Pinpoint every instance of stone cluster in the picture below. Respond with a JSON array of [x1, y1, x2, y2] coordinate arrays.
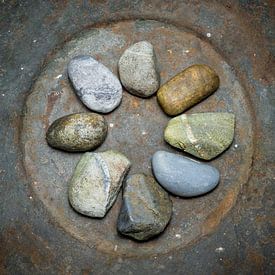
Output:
[[45, 41, 235, 241]]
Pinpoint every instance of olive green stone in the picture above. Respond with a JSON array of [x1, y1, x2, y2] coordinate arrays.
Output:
[[46, 112, 107, 152], [157, 64, 219, 116], [164, 112, 235, 160], [117, 173, 172, 241]]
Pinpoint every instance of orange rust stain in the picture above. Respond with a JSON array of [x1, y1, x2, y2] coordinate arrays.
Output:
[[59, 79, 68, 89], [10, 112, 21, 145], [0, 225, 54, 271], [246, 248, 265, 274], [160, 71, 166, 78], [43, 1, 69, 25], [255, 216, 266, 224], [93, 53, 103, 61], [45, 91, 61, 128], [212, 98, 226, 110], [82, 269, 92, 275], [48, 92, 61, 111], [64, 91, 80, 112], [0, 245, 8, 274], [222, 257, 234, 268], [110, 21, 132, 39], [201, 188, 237, 235], [255, 215, 275, 229], [130, 98, 140, 109]]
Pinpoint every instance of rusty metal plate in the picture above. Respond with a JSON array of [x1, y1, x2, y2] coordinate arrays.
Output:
[[22, 20, 253, 257], [1, 1, 274, 273]]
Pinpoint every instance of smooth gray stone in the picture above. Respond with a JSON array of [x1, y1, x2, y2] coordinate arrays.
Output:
[[117, 174, 172, 241], [118, 41, 159, 98], [152, 151, 220, 197], [68, 55, 122, 113]]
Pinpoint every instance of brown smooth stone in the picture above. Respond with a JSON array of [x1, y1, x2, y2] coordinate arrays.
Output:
[[157, 64, 219, 116]]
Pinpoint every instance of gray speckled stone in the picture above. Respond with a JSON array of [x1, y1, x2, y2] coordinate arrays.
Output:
[[68, 55, 122, 113], [152, 151, 220, 197], [117, 174, 172, 241], [118, 41, 159, 97], [68, 150, 131, 218]]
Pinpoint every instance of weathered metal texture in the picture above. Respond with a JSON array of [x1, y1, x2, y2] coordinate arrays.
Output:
[[21, 20, 253, 257], [0, 1, 274, 274]]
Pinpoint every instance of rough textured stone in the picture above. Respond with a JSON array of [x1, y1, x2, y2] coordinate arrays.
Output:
[[46, 112, 107, 152], [164, 112, 235, 160], [68, 150, 131, 218], [157, 64, 219, 116], [118, 41, 160, 97], [68, 55, 122, 113], [152, 151, 220, 197], [117, 173, 172, 241]]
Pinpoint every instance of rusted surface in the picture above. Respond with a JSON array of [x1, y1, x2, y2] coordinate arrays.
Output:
[[0, 225, 54, 273], [21, 20, 253, 257], [0, 0, 274, 274], [202, 187, 238, 235]]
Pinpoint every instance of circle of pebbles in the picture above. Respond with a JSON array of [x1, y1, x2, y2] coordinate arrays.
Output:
[[21, 20, 253, 257]]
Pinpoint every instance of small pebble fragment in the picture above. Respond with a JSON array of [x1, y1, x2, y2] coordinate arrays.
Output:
[[46, 113, 107, 152], [152, 151, 220, 197], [69, 150, 131, 218], [68, 55, 122, 113], [117, 173, 172, 241], [157, 64, 219, 116], [164, 112, 235, 160], [118, 41, 160, 97]]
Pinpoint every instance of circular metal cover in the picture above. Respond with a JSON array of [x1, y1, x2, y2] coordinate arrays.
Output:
[[0, 1, 274, 274]]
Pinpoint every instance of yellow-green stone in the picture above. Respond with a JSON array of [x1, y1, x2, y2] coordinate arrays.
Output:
[[164, 112, 235, 160]]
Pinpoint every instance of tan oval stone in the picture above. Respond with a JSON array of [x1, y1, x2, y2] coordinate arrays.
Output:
[[157, 64, 219, 116]]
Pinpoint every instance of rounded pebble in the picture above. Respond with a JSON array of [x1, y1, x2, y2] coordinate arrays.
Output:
[[46, 112, 107, 152], [152, 151, 220, 197]]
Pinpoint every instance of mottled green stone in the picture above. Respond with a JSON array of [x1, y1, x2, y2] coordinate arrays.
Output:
[[46, 112, 107, 152], [164, 113, 235, 160]]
